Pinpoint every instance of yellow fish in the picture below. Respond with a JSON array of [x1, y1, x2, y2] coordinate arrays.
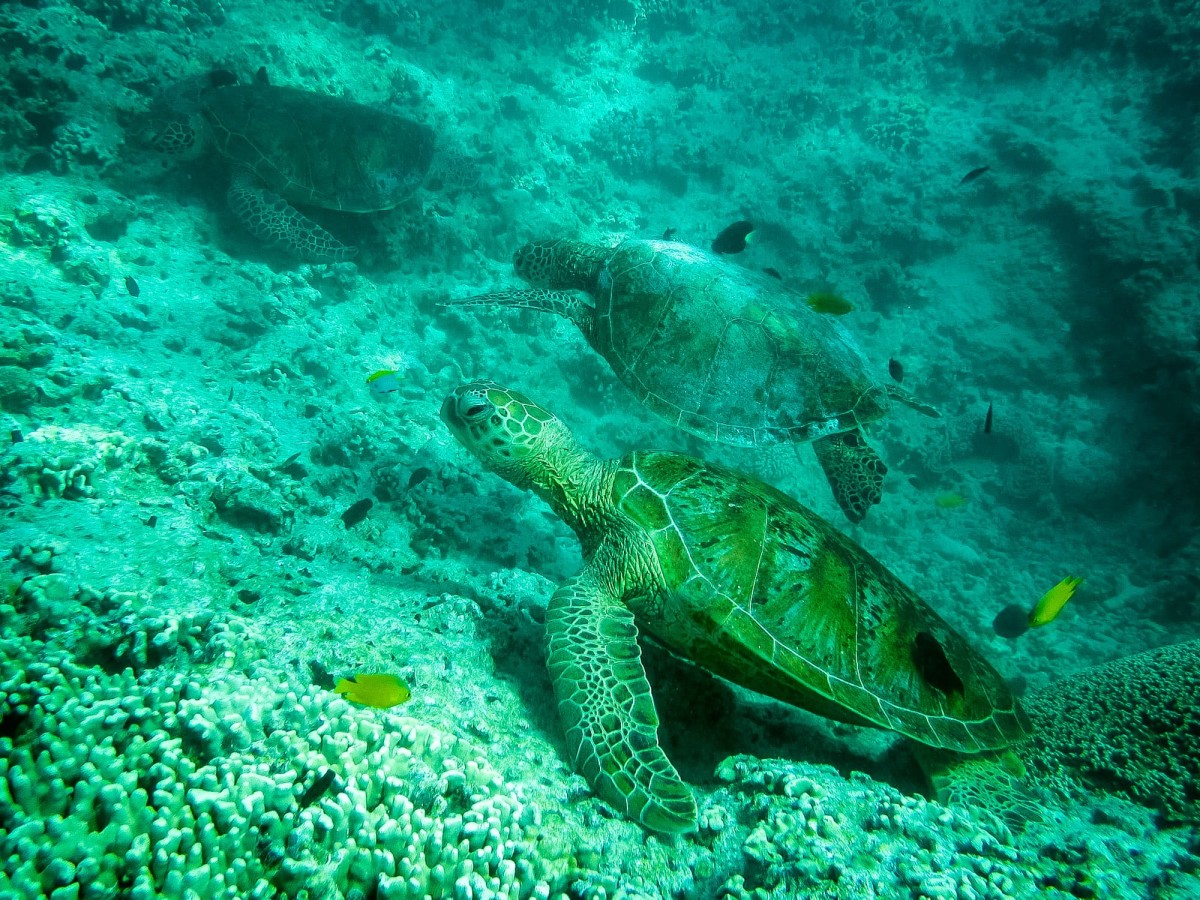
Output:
[[334, 673, 411, 709], [934, 492, 967, 509], [1028, 575, 1083, 628], [805, 291, 853, 316]]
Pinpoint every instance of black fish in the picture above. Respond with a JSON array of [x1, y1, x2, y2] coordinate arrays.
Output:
[[341, 498, 373, 527], [711, 220, 754, 254], [309, 659, 335, 689], [762, 267, 782, 280], [278, 455, 307, 479], [299, 768, 338, 807], [888, 358, 904, 383], [10, 429, 22, 444], [208, 69, 239, 88], [959, 165, 990, 185], [124, 275, 140, 297], [254, 66, 270, 86], [992, 604, 1030, 639], [144, 515, 157, 528], [407, 467, 433, 490], [228, 386, 234, 402], [276, 451, 302, 470], [662, 227, 676, 241], [983, 402, 994, 434]]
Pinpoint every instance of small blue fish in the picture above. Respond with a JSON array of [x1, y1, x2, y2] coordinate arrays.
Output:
[[366, 369, 402, 394]]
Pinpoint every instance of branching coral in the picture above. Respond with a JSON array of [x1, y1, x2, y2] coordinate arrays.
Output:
[[0, 627, 564, 900]]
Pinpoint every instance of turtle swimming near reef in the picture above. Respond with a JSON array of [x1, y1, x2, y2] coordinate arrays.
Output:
[[453, 238, 938, 522], [141, 71, 434, 261], [441, 380, 1029, 833]]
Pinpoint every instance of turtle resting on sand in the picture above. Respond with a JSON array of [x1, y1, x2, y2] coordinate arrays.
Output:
[[453, 238, 938, 522], [441, 380, 1029, 833], [142, 70, 434, 261]]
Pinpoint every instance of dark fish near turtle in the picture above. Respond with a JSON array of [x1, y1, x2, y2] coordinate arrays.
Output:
[[711, 220, 754, 254]]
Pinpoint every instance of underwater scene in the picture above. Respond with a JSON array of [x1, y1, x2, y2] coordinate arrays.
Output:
[[2, 0, 1199, 897]]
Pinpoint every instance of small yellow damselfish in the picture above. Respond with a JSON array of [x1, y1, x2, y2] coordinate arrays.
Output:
[[934, 492, 967, 509], [805, 291, 853, 316], [334, 673, 411, 709], [1028, 575, 1083, 628]]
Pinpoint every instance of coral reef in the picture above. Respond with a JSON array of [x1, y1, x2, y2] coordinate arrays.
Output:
[[2, 425, 140, 501], [1022, 639, 1200, 826], [0, 0, 1198, 895], [0, 582, 564, 900]]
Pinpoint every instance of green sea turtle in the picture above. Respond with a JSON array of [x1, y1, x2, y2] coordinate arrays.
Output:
[[142, 71, 434, 260], [441, 380, 1029, 833], [453, 238, 938, 522]]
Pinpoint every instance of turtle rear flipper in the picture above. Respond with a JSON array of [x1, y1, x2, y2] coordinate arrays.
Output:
[[227, 175, 355, 262], [546, 571, 698, 834], [812, 429, 886, 523], [450, 289, 596, 339], [913, 744, 1045, 832]]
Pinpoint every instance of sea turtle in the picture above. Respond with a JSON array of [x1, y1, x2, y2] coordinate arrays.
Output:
[[453, 238, 938, 522], [142, 71, 434, 261], [441, 380, 1029, 833]]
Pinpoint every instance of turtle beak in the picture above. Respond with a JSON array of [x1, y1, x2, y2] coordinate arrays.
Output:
[[440, 385, 494, 437]]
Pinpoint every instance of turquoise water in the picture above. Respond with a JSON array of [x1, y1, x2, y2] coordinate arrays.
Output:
[[1, 0, 1198, 897]]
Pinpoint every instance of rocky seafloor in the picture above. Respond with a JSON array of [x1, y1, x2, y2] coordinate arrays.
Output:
[[1, 0, 1199, 897]]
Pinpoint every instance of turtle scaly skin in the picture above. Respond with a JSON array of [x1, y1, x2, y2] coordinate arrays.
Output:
[[441, 381, 1029, 833], [454, 238, 937, 522]]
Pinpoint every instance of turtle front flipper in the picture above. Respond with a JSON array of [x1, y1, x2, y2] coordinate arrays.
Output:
[[546, 571, 697, 834], [886, 384, 940, 418], [450, 289, 596, 340], [227, 174, 355, 262], [811, 429, 887, 523]]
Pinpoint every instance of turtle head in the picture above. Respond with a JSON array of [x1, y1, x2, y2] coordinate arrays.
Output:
[[133, 83, 212, 161], [441, 381, 576, 491], [513, 239, 609, 291]]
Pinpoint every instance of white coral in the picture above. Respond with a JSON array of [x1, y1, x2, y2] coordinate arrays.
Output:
[[2, 424, 137, 500]]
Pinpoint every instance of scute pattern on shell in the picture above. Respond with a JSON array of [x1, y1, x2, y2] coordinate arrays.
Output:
[[592, 240, 891, 448], [614, 449, 1030, 753], [202, 84, 434, 213]]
